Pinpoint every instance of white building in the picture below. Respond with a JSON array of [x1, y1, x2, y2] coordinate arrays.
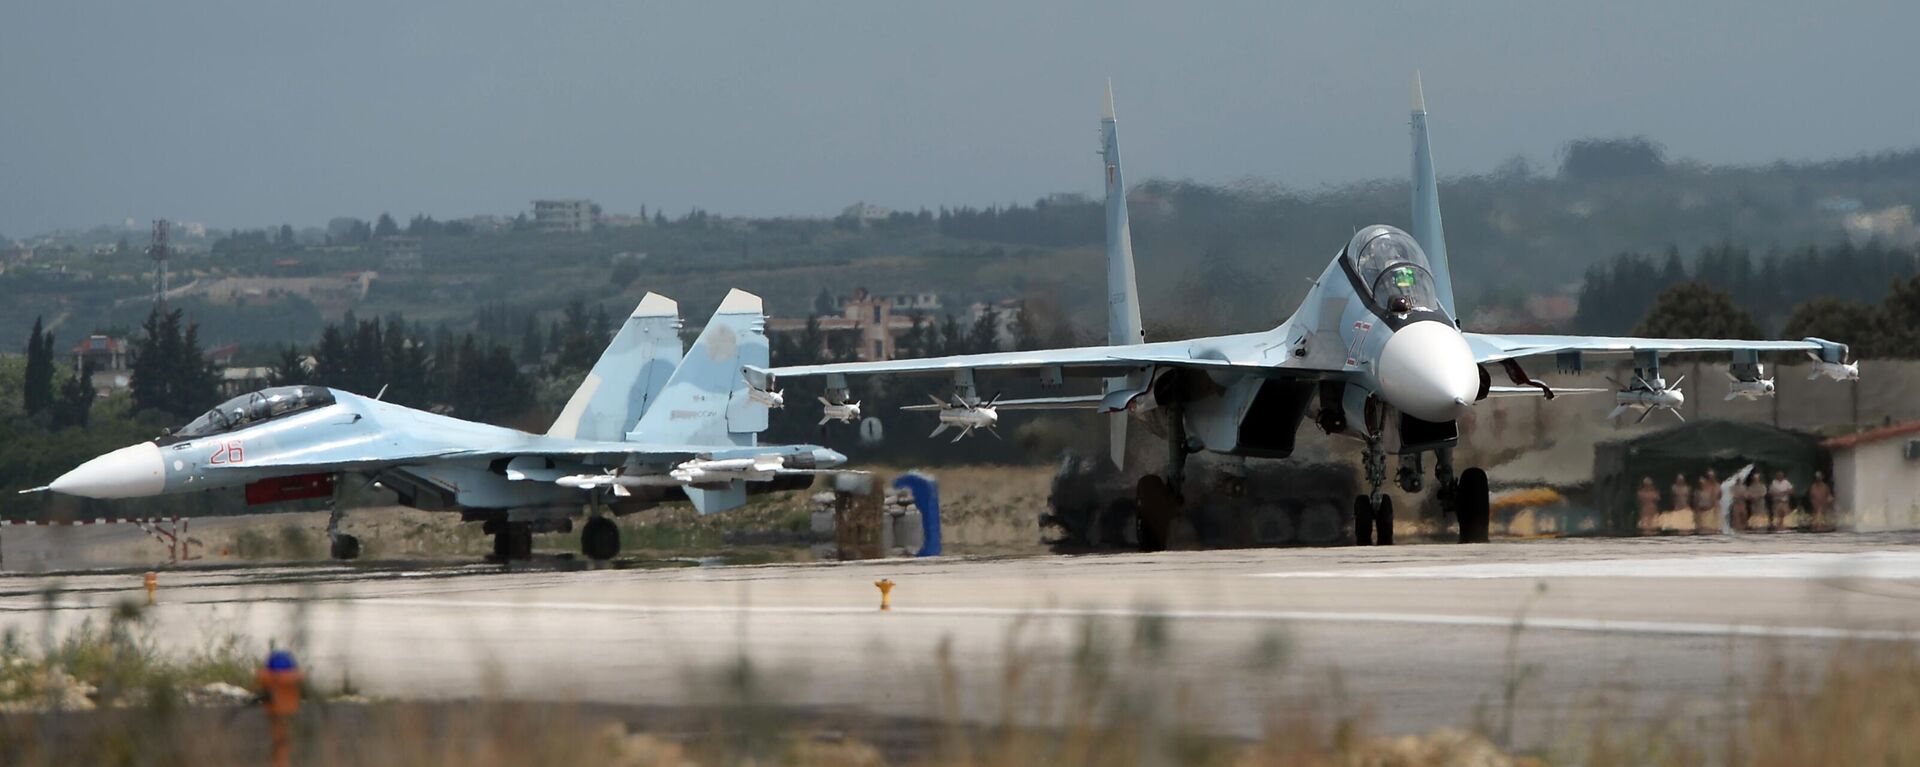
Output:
[[533, 199, 596, 233], [1824, 422, 1920, 531]]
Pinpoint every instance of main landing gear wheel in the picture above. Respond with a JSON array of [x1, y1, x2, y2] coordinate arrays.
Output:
[[492, 522, 534, 562], [1353, 496, 1374, 546], [581, 516, 620, 561], [1133, 475, 1177, 553], [1353, 496, 1394, 546], [328, 533, 361, 561], [1456, 467, 1491, 544]]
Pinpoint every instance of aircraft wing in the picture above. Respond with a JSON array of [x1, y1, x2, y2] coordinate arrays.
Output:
[[201, 440, 770, 474], [756, 334, 1327, 381], [1465, 333, 1846, 364]]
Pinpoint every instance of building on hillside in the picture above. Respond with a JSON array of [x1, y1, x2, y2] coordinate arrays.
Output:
[[765, 288, 945, 362], [1822, 422, 1920, 532], [840, 202, 891, 226], [219, 366, 273, 397], [1844, 205, 1918, 247], [533, 199, 596, 233], [966, 298, 1023, 348], [70, 335, 132, 394], [378, 236, 423, 270]]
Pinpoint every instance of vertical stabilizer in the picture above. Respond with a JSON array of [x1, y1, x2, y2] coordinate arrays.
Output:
[[629, 289, 770, 447], [1410, 72, 1457, 320], [1102, 81, 1145, 468], [548, 292, 683, 441]]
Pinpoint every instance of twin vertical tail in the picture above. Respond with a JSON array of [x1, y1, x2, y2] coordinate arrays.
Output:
[[628, 289, 771, 448], [547, 292, 684, 441], [1102, 81, 1146, 470], [1410, 72, 1457, 321]]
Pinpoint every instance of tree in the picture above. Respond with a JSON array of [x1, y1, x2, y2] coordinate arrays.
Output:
[[1877, 275, 1920, 358], [266, 345, 310, 386], [813, 288, 836, 316], [277, 224, 295, 247], [127, 309, 220, 420], [1783, 297, 1882, 358], [51, 359, 94, 430], [1632, 282, 1762, 340], [967, 304, 1001, 354], [1009, 303, 1041, 352], [23, 317, 54, 417], [519, 314, 545, 364], [374, 212, 401, 238]]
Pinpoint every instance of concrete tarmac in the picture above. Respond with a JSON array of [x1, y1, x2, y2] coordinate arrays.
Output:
[[5, 533, 1920, 748]]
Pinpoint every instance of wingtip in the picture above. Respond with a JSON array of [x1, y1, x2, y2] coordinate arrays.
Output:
[[632, 292, 678, 318], [716, 288, 762, 314], [1102, 79, 1116, 120], [1412, 71, 1426, 113]]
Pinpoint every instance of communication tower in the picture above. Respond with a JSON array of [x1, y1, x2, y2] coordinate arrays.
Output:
[[147, 219, 170, 310]]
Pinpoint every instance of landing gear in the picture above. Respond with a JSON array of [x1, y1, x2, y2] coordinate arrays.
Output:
[[581, 515, 620, 561], [1352, 495, 1394, 546], [329, 533, 361, 561], [1129, 404, 1194, 553], [324, 497, 360, 561], [1354, 436, 1393, 546], [490, 521, 533, 562], [1134, 475, 1176, 553], [1454, 467, 1491, 544]]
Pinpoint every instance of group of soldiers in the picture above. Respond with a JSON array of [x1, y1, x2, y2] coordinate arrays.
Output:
[[1635, 468, 1836, 535]]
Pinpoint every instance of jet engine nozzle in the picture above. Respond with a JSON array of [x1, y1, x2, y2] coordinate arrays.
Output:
[[1375, 320, 1479, 423]]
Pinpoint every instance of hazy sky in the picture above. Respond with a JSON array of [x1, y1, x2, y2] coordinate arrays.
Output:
[[4, 1, 1917, 236]]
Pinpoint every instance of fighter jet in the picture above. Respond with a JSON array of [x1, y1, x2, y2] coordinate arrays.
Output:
[[748, 79, 1854, 550], [26, 289, 845, 562]]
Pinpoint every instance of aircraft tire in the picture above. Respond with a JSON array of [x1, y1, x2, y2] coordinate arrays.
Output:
[[1133, 476, 1174, 553], [509, 523, 535, 560], [1457, 468, 1491, 544], [1353, 496, 1375, 547], [1374, 496, 1394, 546], [329, 533, 361, 561], [581, 516, 620, 561]]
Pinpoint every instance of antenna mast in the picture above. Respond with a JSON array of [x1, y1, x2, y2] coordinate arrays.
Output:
[[147, 219, 170, 311]]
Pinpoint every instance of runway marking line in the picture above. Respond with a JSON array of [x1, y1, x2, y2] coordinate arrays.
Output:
[[346, 597, 1920, 643], [1250, 551, 1920, 581]]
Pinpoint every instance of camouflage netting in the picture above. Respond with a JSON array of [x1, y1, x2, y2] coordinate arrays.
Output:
[[1592, 421, 1828, 535]]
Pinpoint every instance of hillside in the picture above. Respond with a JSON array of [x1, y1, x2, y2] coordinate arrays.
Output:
[[6, 139, 1920, 349]]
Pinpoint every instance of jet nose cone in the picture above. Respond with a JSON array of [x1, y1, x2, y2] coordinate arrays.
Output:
[[814, 448, 848, 468], [1376, 321, 1480, 423], [48, 442, 166, 499]]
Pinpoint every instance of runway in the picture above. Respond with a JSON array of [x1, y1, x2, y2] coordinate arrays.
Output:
[[5, 533, 1920, 748]]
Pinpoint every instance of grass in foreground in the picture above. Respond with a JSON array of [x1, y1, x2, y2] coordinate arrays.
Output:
[[2, 598, 1918, 765]]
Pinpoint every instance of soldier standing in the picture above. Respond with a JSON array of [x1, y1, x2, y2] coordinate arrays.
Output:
[[1636, 476, 1662, 535], [1809, 470, 1836, 532], [1692, 471, 1718, 535], [1669, 473, 1691, 521], [1768, 470, 1795, 531]]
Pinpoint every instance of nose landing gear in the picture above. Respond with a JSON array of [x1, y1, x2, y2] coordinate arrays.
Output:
[[1358, 442, 1491, 546]]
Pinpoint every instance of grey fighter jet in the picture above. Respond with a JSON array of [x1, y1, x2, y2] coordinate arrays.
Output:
[[27, 290, 844, 562], [749, 79, 1854, 549]]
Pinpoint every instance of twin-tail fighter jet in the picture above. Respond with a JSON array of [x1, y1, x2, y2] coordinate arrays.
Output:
[[747, 78, 1856, 550], [27, 290, 845, 562]]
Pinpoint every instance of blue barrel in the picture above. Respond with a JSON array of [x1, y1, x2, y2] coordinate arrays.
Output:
[[890, 472, 941, 557]]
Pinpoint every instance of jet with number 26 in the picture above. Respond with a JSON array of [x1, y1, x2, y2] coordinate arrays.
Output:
[[748, 79, 1855, 550]]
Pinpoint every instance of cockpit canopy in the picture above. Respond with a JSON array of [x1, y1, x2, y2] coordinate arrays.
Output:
[[173, 386, 336, 440], [1344, 225, 1440, 317]]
